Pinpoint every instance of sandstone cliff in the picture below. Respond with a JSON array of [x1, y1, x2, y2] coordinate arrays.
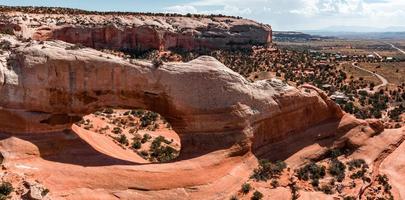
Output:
[[0, 8, 272, 52]]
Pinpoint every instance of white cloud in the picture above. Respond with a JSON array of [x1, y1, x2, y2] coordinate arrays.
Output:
[[165, 5, 198, 14], [164, 0, 405, 30]]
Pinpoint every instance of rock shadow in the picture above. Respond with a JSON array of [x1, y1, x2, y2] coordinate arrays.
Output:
[[252, 117, 357, 162], [0, 130, 141, 167]]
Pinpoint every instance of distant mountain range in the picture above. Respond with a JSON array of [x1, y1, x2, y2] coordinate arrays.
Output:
[[300, 26, 405, 39], [304, 26, 405, 33]]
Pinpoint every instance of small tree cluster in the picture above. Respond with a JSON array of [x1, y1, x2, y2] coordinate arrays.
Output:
[[296, 163, 326, 183], [328, 159, 346, 182], [251, 159, 287, 181]]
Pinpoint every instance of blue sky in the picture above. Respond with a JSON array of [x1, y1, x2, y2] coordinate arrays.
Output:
[[1, 0, 405, 30]]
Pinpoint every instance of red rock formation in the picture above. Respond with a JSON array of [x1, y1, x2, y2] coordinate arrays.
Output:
[[1, 11, 272, 52], [0, 34, 395, 200], [0, 37, 342, 157]]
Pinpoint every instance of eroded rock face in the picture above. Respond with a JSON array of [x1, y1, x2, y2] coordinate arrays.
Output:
[[0, 35, 395, 200], [0, 37, 340, 157], [1, 11, 272, 52]]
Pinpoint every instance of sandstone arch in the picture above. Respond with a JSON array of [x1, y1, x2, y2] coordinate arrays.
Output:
[[0, 36, 390, 200], [0, 38, 343, 159]]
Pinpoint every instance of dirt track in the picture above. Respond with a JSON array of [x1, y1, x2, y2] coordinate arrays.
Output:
[[387, 43, 405, 55], [351, 62, 388, 92]]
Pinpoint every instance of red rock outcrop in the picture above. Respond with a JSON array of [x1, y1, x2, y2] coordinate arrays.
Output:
[[0, 10, 272, 52], [0, 35, 394, 200], [0, 36, 341, 157]]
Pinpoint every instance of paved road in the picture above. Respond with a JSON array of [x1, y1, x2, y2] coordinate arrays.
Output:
[[351, 62, 388, 92], [387, 43, 405, 55]]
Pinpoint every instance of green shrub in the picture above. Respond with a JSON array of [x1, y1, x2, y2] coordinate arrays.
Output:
[[251, 160, 286, 181], [141, 133, 151, 143], [116, 135, 129, 145], [377, 174, 392, 192], [112, 127, 122, 134], [0, 182, 13, 198], [347, 159, 367, 171], [132, 140, 142, 149], [241, 183, 251, 194], [251, 191, 263, 200], [329, 159, 346, 182], [326, 148, 343, 159], [271, 179, 279, 188], [140, 111, 159, 128], [296, 163, 325, 181], [229, 195, 238, 200]]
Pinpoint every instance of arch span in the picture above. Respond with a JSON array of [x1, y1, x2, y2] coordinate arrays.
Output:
[[0, 39, 343, 159]]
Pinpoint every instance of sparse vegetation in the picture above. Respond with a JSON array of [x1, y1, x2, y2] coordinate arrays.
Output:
[[230, 195, 238, 200], [251, 191, 263, 200], [296, 163, 325, 182], [241, 183, 251, 194], [377, 174, 392, 192], [328, 159, 346, 182], [0, 182, 13, 200], [116, 134, 129, 145], [251, 159, 286, 181], [149, 136, 179, 162]]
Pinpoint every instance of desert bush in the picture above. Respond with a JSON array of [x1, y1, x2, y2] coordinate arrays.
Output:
[[271, 179, 279, 188], [329, 159, 346, 182], [347, 159, 367, 170], [377, 174, 392, 192], [251, 191, 263, 200], [149, 136, 179, 162], [141, 133, 152, 143], [116, 134, 129, 145], [320, 184, 333, 194], [0, 182, 13, 199], [229, 195, 238, 200], [132, 140, 142, 149], [251, 159, 286, 181], [296, 163, 325, 181], [241, 183, 251, 194], [112, 127, 122, 134]]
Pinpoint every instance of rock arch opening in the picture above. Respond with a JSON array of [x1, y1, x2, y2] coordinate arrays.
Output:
[[72, 108, 181, 163]]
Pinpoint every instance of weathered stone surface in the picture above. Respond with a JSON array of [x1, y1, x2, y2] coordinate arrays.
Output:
[[1, 12, 272, 52], [0, 35, 394, 200], [0, 38, 343, 157]]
